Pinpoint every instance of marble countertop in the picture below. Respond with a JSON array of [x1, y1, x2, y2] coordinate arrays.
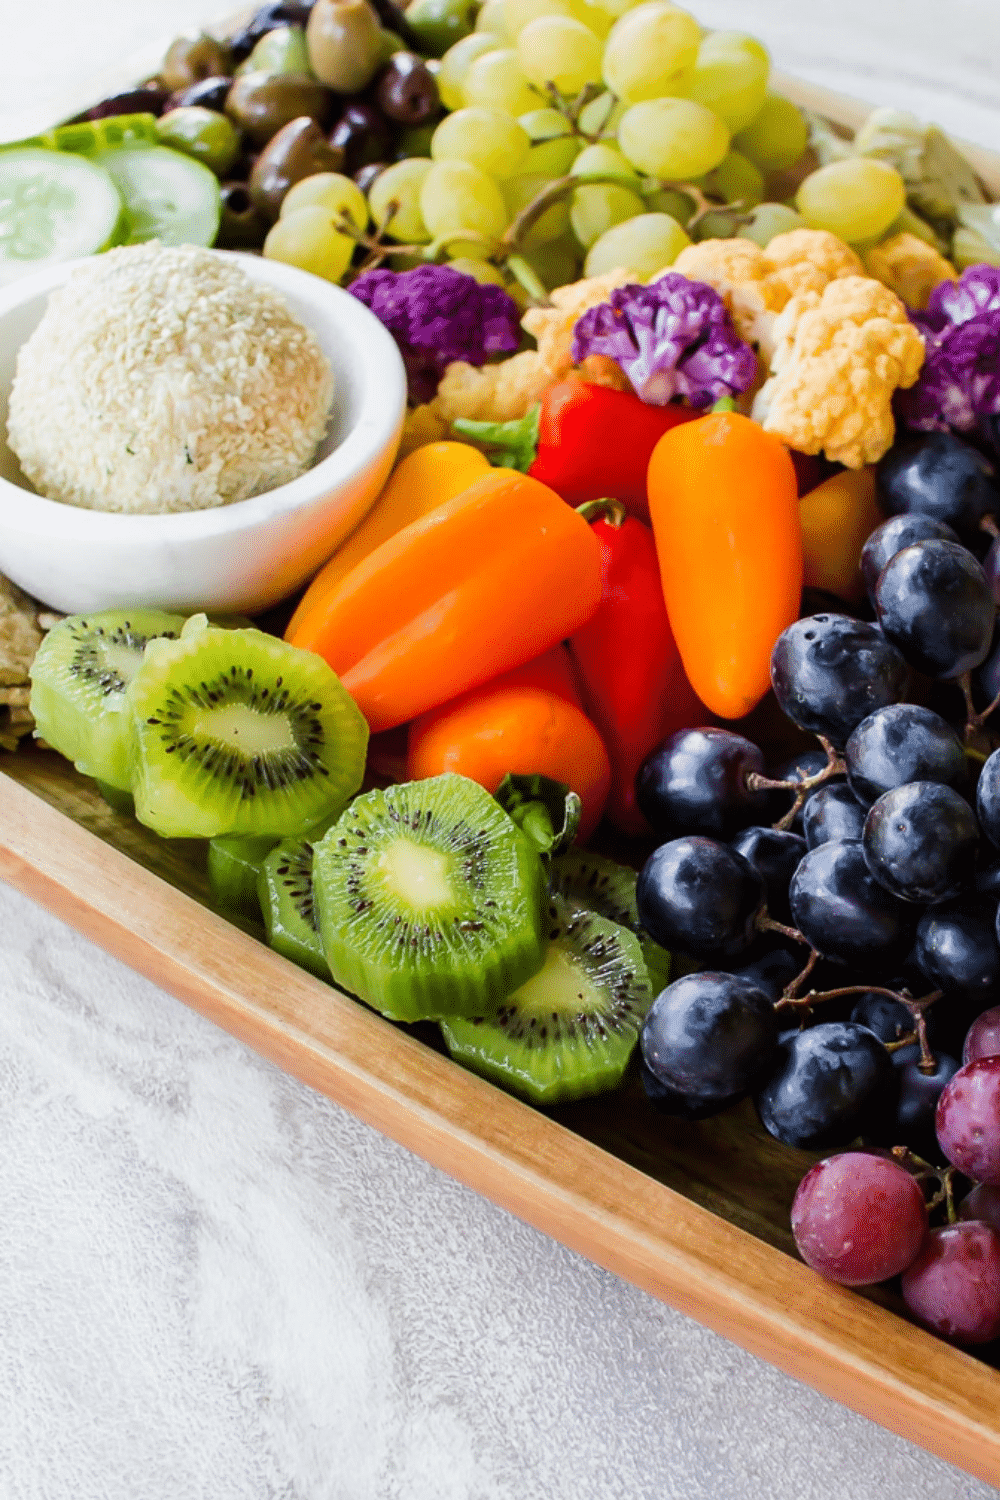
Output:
[[3, 3, 1000, 1497]]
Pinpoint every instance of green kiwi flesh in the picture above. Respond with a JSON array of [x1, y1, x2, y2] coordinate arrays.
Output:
[[257, 838, 330, 981], [127, 616, 369, 839], [440, 892, 653, 1105], [207, 834, 278, 918], [548, 848, 671, 996], [312, 772, 546, 1024], [29, 610, 187, 791]]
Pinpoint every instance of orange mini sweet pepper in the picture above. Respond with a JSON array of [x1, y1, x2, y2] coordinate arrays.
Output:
[[286, 469, 603, 733], [647, 411, 803, 721]]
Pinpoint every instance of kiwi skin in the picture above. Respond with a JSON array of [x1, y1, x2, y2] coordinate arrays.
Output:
[[440, 894, 653, 1106]]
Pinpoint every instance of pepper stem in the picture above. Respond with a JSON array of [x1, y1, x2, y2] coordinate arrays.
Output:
[[575, 498, 628, 527]]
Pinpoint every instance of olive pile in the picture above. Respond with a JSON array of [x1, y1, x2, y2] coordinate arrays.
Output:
[[81, 0, 445, 249]]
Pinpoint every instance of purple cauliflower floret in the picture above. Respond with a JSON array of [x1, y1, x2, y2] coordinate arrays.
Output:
[[898, 265, 1000, 434], [350, 264, 521, 404], [570, 273, 758, 408]]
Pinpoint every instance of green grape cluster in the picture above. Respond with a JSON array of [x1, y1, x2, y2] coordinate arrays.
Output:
[[265, 0, 893, 290]]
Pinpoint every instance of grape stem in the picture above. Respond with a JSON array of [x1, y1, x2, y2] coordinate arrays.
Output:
[[958, 668, 1000, 741], [500, 172, 657, 253], [746, 736, 846, 832], [891, 1147, 957, 1222], [754, 912, 811, 946], [776, 983, 943, 1073]]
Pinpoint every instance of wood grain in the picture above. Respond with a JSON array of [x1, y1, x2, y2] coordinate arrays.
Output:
[[0, 754, 998, 1485]]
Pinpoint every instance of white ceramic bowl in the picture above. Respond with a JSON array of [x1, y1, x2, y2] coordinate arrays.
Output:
[[0, 251, 407, 615]]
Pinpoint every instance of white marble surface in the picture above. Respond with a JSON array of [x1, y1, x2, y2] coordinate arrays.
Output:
[[2, 4, 1000, 1498]]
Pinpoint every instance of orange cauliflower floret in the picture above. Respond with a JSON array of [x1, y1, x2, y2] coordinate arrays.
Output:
[[430, 268, 633, 425], [865, 231, 958, 311], [671, 230, 864, 360], [751, 276, 925, 469]]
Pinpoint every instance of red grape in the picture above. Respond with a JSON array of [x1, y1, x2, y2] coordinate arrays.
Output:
[[964, 1005, 1000, 1064], [958, 1183, 1000, 1235], [901, 1222, 1000, 1345], [790, 1152, 928, 1286], [935, 1057, 1000, 1184]]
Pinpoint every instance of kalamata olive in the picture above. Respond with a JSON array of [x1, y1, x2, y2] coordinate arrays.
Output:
[[329, 102, 395, 174], [249, 116, 346, 219], [155, 107, 242, 176], [216, 182, 271, 249], [375, 52, 440, 126], [229, 1, 315, 62], [168, 76, 233, 113], [225, 71, 336, 147], [160, 35, 235, 94], [353, 162, 387, 195], [83, 86, 170, 120], [306, 0, 385, 93]]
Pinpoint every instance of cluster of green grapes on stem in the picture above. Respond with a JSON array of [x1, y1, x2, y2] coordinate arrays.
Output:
[[265, 0, 914, 293]]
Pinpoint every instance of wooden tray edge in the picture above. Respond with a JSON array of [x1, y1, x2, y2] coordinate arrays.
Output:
[[1, 768, 998, 1486]]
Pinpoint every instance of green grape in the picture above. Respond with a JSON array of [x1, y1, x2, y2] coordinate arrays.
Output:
[[432, 107, 531, 179], [701, 148, 764, 208], [369, 158, 433, 242], [577, 90, 627, 137], [281, 171, 369, 230], [405, 0, 479, 58], [734, 93, 808, 172], [575, 0, 613, 39], [476, 0, 513, 40], [505, 0, 579, 38], [521, 230, 583, 288], [570, 182, 645, 247], [686, 31, 770, 134], [618, 98, 729, 179], [740, 201, 803, 247], [438, 32, 503, 110], [503, 172, 569, 245], [589, 0, 642, 17], [263, 205, 355, 282], [519, 106, 573, 141], [692, 208, 742, 242], [421, 158, 509, 242], [523, 135, 581, 174], [446, 255, 510, 283], [463, 48, 541, 114], [571, 141, 640, 187], [796, 158, 906, 243], [584, 211, 690, 277], [601, 3, 701, 104], [517, 16, 603, 95], [644, 185, 696, 224]]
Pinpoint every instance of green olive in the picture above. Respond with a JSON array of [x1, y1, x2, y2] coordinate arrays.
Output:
[[225, 71, 336, 148], [405, 0, 478, 58], [249, 117, 347, 220], [160, 34, 234, 94], [306, 0, 385, 93], [155, 107, 241, 176], [244, 25, 312, 77]]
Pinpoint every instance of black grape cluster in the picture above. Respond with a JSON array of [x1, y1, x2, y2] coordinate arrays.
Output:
[[635, 430, 1000, 1347]]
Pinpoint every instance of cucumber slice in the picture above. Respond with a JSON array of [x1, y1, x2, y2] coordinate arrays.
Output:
[[0, 148, 123, 285], [96, 144, 221, 248]]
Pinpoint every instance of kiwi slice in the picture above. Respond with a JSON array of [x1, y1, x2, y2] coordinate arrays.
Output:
[[257, 838, 330, 981], [29, 609, 187, 790], [440, 893, 653, 1106], [312, 772, 546, 1024], [548, 848, 671, 996], [127, 616, 368, 839], [207, 833, 277, 918]]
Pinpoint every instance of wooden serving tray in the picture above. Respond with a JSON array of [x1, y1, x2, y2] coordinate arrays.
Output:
[[2, 50, 1000, 1490]]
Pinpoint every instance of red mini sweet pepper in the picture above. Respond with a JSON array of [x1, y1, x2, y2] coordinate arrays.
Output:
[[568, 501, 704, 837], [454, 380, 697, 521]]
